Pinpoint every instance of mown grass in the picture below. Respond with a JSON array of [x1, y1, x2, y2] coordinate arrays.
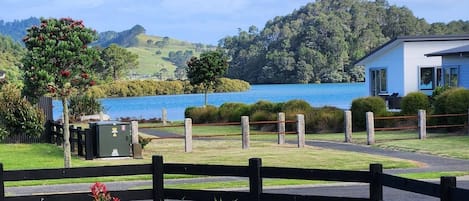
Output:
[[0, 136, 419, 187]]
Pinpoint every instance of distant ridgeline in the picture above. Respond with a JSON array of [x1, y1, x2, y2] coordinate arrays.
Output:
[[3, 0, 469, 85], [220, 0, 469, 84], [0, 18, 216, 80]]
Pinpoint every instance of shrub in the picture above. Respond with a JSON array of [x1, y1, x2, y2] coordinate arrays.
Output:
[[68, 94, 103, 122], [184, 105, 219, 123], [282, 99, 313, 119], [250, 100, 279, 114], [218, 102, 250, 122], [433, 88, 469, 125], [250, 110, 277, 122], [0, 84, 45, 139], [214, 78, 251, 92], [306, 106, 344, 133], [351, 96, 387, 131], [400, 92, 430, 115]]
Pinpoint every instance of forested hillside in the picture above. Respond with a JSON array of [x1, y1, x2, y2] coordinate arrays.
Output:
[[0, 17, 40, 44], [0, 34, 24, 85], [220, 0, 469, 84]]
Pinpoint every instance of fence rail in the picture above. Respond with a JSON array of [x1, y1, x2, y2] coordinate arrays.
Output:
[[1, 155, 469, 201]]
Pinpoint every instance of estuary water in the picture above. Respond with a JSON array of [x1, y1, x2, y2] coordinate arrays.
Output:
[[53, 83, 367, 121]]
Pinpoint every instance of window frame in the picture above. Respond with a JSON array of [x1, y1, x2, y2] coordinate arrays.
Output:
[[418, 66, 442, 91], [370, 68, 388, 96]]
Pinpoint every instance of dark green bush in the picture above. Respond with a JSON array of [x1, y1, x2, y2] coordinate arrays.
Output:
[[250, 110, 277, 122], [250, 100, 279, 114], [282, 99, 313, 119], [433, 88, 469, 125], [218, 102, 250, 122], [0, 84, 45, 140], [184, 105, 219, 123], [68, 94, 103, 122], [400, 92, 430, 115], [306, 106, 344, 133], [351, 96, 386, 131]]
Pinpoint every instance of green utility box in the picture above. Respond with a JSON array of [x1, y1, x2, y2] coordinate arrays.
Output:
[[89, 121, 132, 158]]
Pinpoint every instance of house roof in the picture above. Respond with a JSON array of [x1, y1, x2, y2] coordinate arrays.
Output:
[[425, 44, 469, 57], [354, 34, 469, 66]]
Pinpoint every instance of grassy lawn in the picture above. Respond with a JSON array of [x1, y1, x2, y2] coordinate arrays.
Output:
[[0, 137, 419, 187], [145, 139, 418, 170], [375, 135, 469, 159]]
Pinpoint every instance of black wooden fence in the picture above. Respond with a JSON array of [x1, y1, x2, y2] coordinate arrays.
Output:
[[48, 121, 94, 160], [1, 155, 469, 201]]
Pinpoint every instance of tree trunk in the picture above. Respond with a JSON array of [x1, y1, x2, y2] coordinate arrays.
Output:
[[62, 97, 72, 168]]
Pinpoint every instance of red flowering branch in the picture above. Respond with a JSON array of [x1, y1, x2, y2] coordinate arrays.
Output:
[[90, 182, 120, 201]]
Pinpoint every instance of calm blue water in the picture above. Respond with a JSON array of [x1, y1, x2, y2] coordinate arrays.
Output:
[[53, 83, 367, 121]]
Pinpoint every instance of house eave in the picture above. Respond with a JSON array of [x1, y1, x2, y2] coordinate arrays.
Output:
[[354, 34, 469, 66]]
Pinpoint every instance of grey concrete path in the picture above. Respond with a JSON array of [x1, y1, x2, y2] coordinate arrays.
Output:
[[306, 140, 469, 174]]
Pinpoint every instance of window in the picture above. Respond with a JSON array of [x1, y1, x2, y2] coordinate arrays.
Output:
[[419, 67, 442, 90], [444, 66, 459, 87], [370, 68, 387, 96]]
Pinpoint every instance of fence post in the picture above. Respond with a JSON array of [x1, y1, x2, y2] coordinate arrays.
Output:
[[152, 155, 164, 201], [297, 114, 305, 148], [45, 120, 52, 143], [131, 121, 143, 159], [344, 110, 352, 143], [249, 158, 262, 201], [440, 176, 456, 201], [278, 112, 286, 144], [370, 163, 383, 201], [467, 109, 469, 136], [0, 163, 4, 201], [77, 127, 83, 156], [242, 116, 250, 149], [184, 118, 193, 152], [162, 108, 167, 126], [418, 110, 427, 140], [85, 129, 94, 160], [70, 125, 76, 152], [366, 112, 375, 145]]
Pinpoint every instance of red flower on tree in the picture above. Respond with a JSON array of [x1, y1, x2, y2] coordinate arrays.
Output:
[[60, 69, 71, 77]]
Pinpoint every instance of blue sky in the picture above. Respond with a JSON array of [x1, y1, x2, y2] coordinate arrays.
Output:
[[0, 0, 468, 45]]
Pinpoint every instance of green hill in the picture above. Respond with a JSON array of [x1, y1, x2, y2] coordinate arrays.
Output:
[[126, 34, 215, 79]]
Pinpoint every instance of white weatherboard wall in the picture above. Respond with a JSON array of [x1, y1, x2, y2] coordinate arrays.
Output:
[[442, 56, 469, 88], [403, 40, 469, 95], [364, 43, 404, 96]]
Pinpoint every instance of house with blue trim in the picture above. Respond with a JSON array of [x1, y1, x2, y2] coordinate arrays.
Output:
[[355, 34, 469, 108]]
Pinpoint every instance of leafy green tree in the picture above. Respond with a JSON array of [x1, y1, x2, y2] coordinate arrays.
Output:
[[99, 44, 139, 80], [21, 18, 100, 168], [186, 51, 228, 106]]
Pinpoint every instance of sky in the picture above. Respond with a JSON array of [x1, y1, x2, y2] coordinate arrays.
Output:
[[1, 0, 469, 45]]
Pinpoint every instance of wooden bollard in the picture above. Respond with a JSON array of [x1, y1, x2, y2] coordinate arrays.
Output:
[[344, 110, 352, 143], [366, 112, 375, 145], [184, 118, 192, 152], [242, 116, 250, 149], [418, 110, 426, 140], [278, 112, 285, 144], [297, 114, 305, 148], [131, 121, 143, 159], [162, 108, 167, 126]]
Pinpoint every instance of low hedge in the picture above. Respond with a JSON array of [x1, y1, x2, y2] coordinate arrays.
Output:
[[185, 99, 344, 133]]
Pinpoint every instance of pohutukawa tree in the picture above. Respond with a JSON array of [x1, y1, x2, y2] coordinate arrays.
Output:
[[21, 18, 100, 168], [186, 50, 229, 106]]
